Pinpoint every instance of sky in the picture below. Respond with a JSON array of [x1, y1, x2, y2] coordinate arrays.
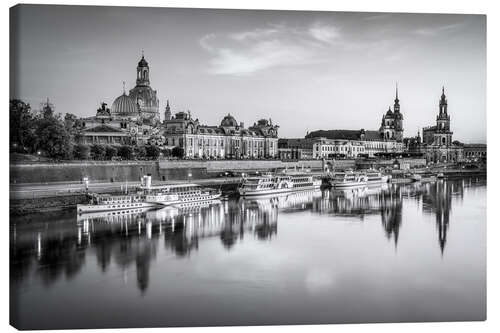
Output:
[[10, 5, 486, 143]]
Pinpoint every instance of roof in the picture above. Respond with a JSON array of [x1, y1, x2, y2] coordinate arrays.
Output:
[[306, 129, 382, 141], [111, 93, 138, 116], [82, 125, 126, 133]]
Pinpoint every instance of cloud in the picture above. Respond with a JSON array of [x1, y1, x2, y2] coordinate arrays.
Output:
[[199, 22, 342, 75], [413, 23, 463, 36], [308, 23, 341, 44]]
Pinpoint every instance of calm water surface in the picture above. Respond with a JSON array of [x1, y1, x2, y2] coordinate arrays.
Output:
[[10, 178, 486, 329]]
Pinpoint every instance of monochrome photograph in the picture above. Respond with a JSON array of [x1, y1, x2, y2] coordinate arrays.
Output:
[[9, 4, 486, 330]]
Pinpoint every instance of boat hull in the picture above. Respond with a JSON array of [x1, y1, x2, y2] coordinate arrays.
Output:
[[153, 193, 222, 205], [239, 185, 319, 197], [330, 181, 367, 188]]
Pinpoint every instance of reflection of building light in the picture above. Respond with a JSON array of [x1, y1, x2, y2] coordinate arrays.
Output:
[[77, 226, 81, 245], [36, 232, 42, 259], [147, 221, 152, 239]]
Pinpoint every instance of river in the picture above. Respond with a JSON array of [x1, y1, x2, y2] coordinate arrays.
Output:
[[10, 177, 486, 329]]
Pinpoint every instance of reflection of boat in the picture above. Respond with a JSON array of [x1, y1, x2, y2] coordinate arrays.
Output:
[[330, 172, 367, 188], [240, 189, 321, 211], [76, 206, 155, 221], [238, 172, 321, 196], [77, 193, 160, 214], [410, 174, 422, 182]]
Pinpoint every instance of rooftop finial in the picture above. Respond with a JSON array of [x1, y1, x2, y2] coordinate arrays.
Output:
[[396, 82, 398, 100], [141, 49, 144, 58], [122, 81, 126, 94]]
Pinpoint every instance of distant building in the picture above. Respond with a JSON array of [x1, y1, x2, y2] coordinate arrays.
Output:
[[413, 87, 463, 163], [305, 87, 404, 158], [76, 102, 156, 146], [306, 129, 403, 157], [463, 143, 486, 161], [76, 54, 161, 145], [278, 138, 314, 160], [379, 85, 404, 141], [164, 111, 279, 159]]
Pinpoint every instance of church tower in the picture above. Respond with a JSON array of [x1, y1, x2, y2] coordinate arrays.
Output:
[[434, 86, 453, 146], [164, 100, 171, 122], [128, 52, 160, 122], [437, 87, 450, 131], [136, 52, 150, 86], [393, 84, 404, 141]]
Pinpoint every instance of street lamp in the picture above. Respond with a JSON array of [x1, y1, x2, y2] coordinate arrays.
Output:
[[188, 172, 192, 183]]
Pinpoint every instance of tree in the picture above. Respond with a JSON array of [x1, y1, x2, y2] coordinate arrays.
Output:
[[172, 146, 184, 159], [90, 144, 106, 160], [73, 144, 90, 160], [145, 145, 160, 160], [105, 145, 118, 160], [34, 112, 73, 159], [10, 99, 38, 153], [118, 145, 133, 160], [133, 146, 147, 160]]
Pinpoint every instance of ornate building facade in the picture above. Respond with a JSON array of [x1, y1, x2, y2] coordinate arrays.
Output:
[[302, 87, 404, 158], [379, 86, 404, 141], [128, 54, 160, 123], [406, 87, 463, 163], [75, 54, 162, 146], [164, 111, 279, 159]]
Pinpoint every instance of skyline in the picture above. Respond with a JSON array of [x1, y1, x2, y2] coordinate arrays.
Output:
[[10, 5, 486, 143]]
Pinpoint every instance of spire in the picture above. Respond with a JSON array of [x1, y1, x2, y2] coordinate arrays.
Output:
[[122, 81, 126, 95], [395, 82, 399, 101], [167, 99, 170, 108]]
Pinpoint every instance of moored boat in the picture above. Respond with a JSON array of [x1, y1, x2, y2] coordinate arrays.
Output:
[[365, 170, 390, 184], [329, 172, 368, 188], [77, 176, 221, 213], [238, 171, 321, 196]]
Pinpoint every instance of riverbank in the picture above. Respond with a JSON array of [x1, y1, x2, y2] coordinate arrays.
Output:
[[10, 170, 486, 216]]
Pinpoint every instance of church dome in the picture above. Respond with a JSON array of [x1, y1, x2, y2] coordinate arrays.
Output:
[[138, 55, 149, 67], [385, 107, 394, 116], [111, 93, 138, 116], [221, 114, 238, 127]]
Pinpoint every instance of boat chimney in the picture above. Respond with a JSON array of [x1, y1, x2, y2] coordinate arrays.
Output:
[[145, 174, 152, 190]]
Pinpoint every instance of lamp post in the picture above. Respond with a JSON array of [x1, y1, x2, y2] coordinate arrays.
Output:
[[188, 172, 192, 183]]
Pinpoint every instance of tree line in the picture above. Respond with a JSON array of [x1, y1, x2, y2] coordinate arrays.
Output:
[[10, 99, 179, 161]]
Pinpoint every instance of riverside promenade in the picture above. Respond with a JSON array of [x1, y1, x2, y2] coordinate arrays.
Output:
[[10, 177, 244, 200]]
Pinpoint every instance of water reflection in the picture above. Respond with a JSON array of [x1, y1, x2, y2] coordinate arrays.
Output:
[[10, 177, 486, 295]]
